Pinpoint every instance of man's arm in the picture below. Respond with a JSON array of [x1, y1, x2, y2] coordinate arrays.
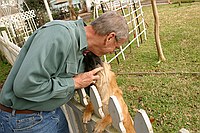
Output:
[[13, 25, 75, 102]]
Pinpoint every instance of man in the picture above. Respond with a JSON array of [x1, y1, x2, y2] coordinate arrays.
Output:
[[0, 11, 128, 133]]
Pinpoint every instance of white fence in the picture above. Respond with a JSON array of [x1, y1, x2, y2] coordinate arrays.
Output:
[[0, 10, 37, 46], [63, 85, 154, 133], [0, 9, 37, 65]]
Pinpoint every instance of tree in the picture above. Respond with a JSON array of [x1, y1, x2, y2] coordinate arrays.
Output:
[[151, 0, 166, 63], [68, 0, 78, 20], [24, 0, 49, 26]]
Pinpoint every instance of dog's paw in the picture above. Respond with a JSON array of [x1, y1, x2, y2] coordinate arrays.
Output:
[[94, 127, 103, 133], [93, 128, 103, 133], [83, 111, 92, 123], [93, 121, 105, 133]]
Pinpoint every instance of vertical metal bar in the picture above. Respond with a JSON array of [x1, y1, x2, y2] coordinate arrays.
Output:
[[43, 0, 53, 21]]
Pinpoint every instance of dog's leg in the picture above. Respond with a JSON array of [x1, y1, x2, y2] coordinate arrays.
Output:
[[123, 115, 136, 133], [83, 101, 94, 123], [94, 114, 112, 133]]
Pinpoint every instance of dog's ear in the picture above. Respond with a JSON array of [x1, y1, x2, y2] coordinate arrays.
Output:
[[102, 62, 111, 70]]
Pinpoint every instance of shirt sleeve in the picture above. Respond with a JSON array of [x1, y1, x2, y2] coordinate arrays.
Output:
[[13, 25, 75, 102]]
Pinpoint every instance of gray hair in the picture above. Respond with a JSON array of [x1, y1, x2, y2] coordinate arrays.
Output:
[[91, 11, 129, 41]]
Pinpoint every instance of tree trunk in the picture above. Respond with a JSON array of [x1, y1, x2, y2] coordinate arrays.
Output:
[[151, 0, 166, 62], [80, 0, 87, 13], [178, 0, 182, 6], [68, 0, 78, 20]]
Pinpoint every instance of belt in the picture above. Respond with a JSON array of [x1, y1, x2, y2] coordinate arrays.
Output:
[[0, 104, 39, 114]]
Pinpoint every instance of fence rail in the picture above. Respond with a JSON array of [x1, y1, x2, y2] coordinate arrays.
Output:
[[64, 86, 154, 133], [0, 10, 37, 46]]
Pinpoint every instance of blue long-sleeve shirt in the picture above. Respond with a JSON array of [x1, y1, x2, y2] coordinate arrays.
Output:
[[0, 19, 88, 111]]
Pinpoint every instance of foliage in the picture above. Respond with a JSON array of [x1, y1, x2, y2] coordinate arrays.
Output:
[[0, 53, 11, 88], [51, 10, 61, 20], [24, 0, 45, 10], [24, 0, 50, 27]]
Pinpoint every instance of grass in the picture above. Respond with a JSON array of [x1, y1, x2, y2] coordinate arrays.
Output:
[[109, 2, 200, 133], [0, 54, 11, 88], [0, 2, 200, 133]]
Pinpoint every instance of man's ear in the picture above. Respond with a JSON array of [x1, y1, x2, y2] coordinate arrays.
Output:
[[107, 32, 116, 41]]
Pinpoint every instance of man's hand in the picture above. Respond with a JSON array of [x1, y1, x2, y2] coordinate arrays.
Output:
[[73, 67, 103, 89]]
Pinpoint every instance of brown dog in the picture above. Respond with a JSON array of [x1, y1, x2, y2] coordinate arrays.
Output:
[[83, 62, 136, 133]]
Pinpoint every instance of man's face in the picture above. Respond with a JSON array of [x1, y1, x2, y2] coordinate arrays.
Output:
[[97, 34, 127, 56]]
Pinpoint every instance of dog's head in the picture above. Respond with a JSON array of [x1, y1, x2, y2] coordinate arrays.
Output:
[[83, 51, 102, 72], [83, 51, 102, 95]]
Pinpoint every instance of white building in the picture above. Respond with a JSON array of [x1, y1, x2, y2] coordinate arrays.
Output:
[[49, 0, 92, 12], [50, 0, 81, 9]]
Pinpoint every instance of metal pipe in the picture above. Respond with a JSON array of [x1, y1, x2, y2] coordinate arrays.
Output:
[[43, 0, 53, 21]]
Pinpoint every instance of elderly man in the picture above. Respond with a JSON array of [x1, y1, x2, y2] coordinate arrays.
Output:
[[0, 11, 128, 133]]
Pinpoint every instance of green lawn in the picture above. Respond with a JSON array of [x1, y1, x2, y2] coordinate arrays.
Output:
[[0, 2, 199, 133], [109, 2, 200, 133], [0, 57, 11, 88]]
